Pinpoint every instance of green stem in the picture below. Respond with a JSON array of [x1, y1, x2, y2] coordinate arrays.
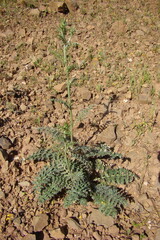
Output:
[[68, 81, 73, 143], [63, 44, 73, 143]]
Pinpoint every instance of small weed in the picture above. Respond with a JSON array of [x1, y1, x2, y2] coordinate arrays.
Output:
[[78, 73, 90, 85], [0, 59, 7, 66], [6, 101, 17, 112], [34, 58, 42, 68], [130, 68, 152, 96], [80, 8, 87, 15], [157, 72, 160, 82], [150, 86, 155, 96], [107, 72, 125, 87], [0, 0, 15, 7], [95, 84, 103, 92], [34, 116, 42, 126], [134, 120, 153, 137]]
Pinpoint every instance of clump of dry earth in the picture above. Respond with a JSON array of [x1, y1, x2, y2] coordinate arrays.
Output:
[[0, 0, 160, 239]]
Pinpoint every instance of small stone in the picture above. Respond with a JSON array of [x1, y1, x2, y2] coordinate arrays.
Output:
[[6, 226, 15, 234], [108, 225, 119, 235], [48, 1, 69, 14], [29, 8, 40, 16], [61, 209, 67, 218], [43, 231, 50, 240], [105, 236, 112, 240], [18, 181, 30, 187], [58, 2, 69, 13], [0, 189, 5, 199], [17, 0, 38, 7], [138, 94, 152, 104], [27, 37, 34, 45], [23, 135, 31, 145], [0, 136, 12, 150], [13, 217, 21, 226], [67, 217, 82, 231], [20, 103, 27, 111], [81, 213, 87, 219], [49, 228, 65, 239], [78, 87, 92, 101], [106, 87, 115, 95], [1, 160, 9, 173], [19, 28, 26, 37], [0, 148, 8, 161], [97, 125, 116, 145], [22, 234, 36, 240], [89, 209, 114, 228], [136, 30, 144, 36], [111, 20, 127, 34], [54, 101, 63, 113], [93, 231, 101, 240], [5, 29, 14, 37], [0, 32, 6, 38], [32, 214, 49, 232], [67, 210, 73, 217], [31, 127, 39, 134], [54, 82, 66, 93], [125, 91, 132, 100], [155, 228, 160, 240], [131, 234, 140, 240], [65, 0, 79, 11]]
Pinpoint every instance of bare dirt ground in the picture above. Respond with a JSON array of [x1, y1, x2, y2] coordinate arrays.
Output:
[[0, 0, 160, 239]]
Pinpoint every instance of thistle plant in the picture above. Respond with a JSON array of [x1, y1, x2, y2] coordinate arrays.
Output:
[[29, 19, 138, 217], [57, 19, 74, 142]]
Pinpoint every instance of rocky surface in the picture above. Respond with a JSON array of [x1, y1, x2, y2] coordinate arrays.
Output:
[[0, 0, 160, 239]]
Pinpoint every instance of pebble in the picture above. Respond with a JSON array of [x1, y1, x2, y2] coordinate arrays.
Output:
[[22, 234, 36, 240], [54, 82, 66, 93], [0, 148, 8, 161], [93, 231, 101, 240], [65, 0, 79, 11], [4, 29, 14, 37], [20, 103, 27, 111], [49, 228, 65, 239], [155, 228, 160, 240], [6, 226, 15, 234], [18, 181, 30, 187], [131, 234, 140, 240], [32, 213, 49, 232], [67, 217, 82, 231], [111, 20, 127, 34], [108, 225, 119, 235], [48, 1, 69, 14], [29, 8, 40, 16], [0, 136, 12, 150], [1, 160, 9, 173], [43, 231, 50, 240], [138, 94, 152, 104], [89, 209, 114, 228], [0, 189, 5, 199], [13, 217, 21, 226], [97, 125, 116, 145], [78, 87, 92, 101], [61, 209, 67, 218]]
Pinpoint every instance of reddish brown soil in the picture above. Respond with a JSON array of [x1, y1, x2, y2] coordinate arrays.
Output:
[[0, 0, 160, 239]]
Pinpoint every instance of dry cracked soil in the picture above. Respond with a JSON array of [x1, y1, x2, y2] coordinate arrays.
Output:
[[0, 0, 160, 239]]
